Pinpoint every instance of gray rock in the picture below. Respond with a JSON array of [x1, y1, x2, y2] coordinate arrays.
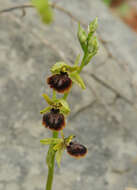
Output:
[[1, 0, 137, 190]]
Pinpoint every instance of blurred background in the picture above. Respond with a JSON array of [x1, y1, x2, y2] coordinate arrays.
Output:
[[0, 0, 137, 190], [103, 0, 137, 33]]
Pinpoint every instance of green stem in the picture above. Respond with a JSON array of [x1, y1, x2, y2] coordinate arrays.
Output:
[[63, 92, 69, 100], [46, 52, 86, 190], [78, 53, 87, 73], [46, 131, 58, 190]]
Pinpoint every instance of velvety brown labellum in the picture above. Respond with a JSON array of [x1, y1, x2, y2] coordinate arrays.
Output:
[[42, 109, 65, 131], [47, 72, 72, 93], [66, 142, 87, 158]]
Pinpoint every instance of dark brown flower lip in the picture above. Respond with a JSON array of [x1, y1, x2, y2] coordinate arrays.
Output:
[[47, 72, 72, 93], [42, 110, 65, 131], [66, 142, 87, 158]]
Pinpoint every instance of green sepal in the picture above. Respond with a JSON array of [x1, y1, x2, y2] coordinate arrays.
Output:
[[69, 72, 86, 89], [88, 17, 98, 34], [41, 93, 70, 115], [40, 138, 62, 145], [56, 149, 63, 168], [40, 106, 51, 114], [51, 62, 79, 74], [32, 0, 53, 24], [64, 135, 75, 146], [58, 99, 70, 115], [42, 93, 53, 105], [77, 23, 87, 52]]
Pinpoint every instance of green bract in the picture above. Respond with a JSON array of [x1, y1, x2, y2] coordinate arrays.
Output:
[[69, 72, 86, 89], [32, 0, 53, 24], [46, 147, 55, 167], [56, 149, 63, 167]]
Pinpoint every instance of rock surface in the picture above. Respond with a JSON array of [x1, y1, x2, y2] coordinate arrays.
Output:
[[1, 0, 137, 190]]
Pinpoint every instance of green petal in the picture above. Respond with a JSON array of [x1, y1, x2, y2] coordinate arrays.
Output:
[[40, 106, 51, 114], [65, 135, 75, 146], [42, 93, 53, 105]]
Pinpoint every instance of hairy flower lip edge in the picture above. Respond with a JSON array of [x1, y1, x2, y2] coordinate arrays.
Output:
[[42, 111, 66, 131], [47, 73, 72, 94], [66, 142, 88, 158], [44, 121, 66, 131]]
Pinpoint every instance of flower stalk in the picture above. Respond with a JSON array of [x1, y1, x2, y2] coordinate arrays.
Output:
[[46, 131, 58, 190]]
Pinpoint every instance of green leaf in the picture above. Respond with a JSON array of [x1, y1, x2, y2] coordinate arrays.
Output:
[[42, 93, 53, 105], [88, 17, 98, 34], [69, 72, 86, 89], [32, 0, 53, 24], [40, 138, 62, 145], [77, 23, 87, 52], [40, 106, 51, 114], [56, 149, 63, 168]]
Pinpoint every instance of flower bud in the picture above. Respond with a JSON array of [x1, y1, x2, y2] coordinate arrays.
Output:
[[42, 109, 65, 131], [77, 23, 87, 52], [66, 142, 87, 158], [47, 72, 72, 93], [88, 17, 98, 34]]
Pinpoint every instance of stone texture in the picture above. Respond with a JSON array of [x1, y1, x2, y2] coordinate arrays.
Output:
[[1, 0, 137, 190]]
